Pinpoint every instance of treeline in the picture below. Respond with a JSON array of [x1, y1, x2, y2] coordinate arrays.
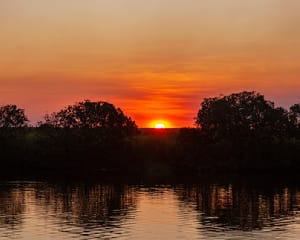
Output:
[[0, 91, 299, 178], [0, 101, 138, 176], [175, 91, 300, 175]]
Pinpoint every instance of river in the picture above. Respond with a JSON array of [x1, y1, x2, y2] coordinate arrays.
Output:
[[0, 180, 299, 239]]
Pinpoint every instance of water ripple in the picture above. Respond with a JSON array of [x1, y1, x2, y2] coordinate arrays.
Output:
[[0, 182, 299, 239]]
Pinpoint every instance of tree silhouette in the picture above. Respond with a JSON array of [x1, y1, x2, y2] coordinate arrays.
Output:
[[170, 91, 300, 171], [0, 105, 28, 128], [195, 91, 290, 140], [290, 104, 300, 127], [42, 100, 137, 135], [37, 100, 138, 171], [289, 103, 300, 138], [0, 105, 28, 167]]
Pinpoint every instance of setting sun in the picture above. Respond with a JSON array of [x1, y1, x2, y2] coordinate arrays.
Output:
[[155, 123, 165, 129], [149, 120, 172, 128]]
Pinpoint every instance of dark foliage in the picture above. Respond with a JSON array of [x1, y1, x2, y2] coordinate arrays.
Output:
[[175, 91, 300, 173], [0, 93, 299, 179], [36, 100, 138, 172], [0, 105, 29, 169], [41, 100, 137, 135], [0, 105, 28, 128], [196, 91, 291, 140], [289, 103, 300, 137], [0, 100, 138, 176]]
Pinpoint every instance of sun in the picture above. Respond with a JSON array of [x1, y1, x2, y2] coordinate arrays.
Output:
[[149, 120, 172, 128], [155, 123, 165, 129]]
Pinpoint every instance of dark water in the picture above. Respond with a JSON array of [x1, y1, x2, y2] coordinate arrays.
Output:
[[0, 181, 299, 239]]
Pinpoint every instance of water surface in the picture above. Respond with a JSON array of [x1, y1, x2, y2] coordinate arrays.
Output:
[[0, 181, 299, 239]]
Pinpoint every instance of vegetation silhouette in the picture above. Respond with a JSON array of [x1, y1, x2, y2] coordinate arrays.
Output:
[[41, 100, 137, 132], [196, 91, 290, 139], [0, 91, 299, 178], [0, 105, 29, 169], [0, 105, 28, 128], [37, 100, 138, 174], [175, 91, 300, 174]]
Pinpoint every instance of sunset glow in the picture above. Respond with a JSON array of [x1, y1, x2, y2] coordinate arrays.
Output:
[[155, 123, 165, 129], [0, 1, 300, 127], [150, 120, 172, 129]]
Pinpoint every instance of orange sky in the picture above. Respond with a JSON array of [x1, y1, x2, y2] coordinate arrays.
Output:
[[0, 1, 300, 127]]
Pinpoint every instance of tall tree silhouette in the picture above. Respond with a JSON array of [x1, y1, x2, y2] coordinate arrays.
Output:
[[0, 105, 28, 167], [290, 104, 300, 126]]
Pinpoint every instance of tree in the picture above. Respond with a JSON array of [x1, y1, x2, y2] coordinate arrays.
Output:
[[290, 104, 300, 127], [42, 100, 137, 135], [0, 105, 28, 128], [195, 91, 290, 140], [38, 100, 138, 169], [0, 105, 28, 163], [289, 103, 300, 138]]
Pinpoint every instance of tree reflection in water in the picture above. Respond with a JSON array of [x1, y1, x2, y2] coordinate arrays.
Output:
[[0, 183, 27, 239], [0, 181, 299, 239], [33, 184, 138, 229], [0, 184, 25, 227], [0, 182, 138, 237], [175, 184, 300, 231]]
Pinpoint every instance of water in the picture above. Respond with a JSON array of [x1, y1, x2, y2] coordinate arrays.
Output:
[[0, 181, 299, 239]]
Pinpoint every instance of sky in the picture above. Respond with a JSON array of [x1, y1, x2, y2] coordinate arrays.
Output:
[[0, 0, 300, 127]]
